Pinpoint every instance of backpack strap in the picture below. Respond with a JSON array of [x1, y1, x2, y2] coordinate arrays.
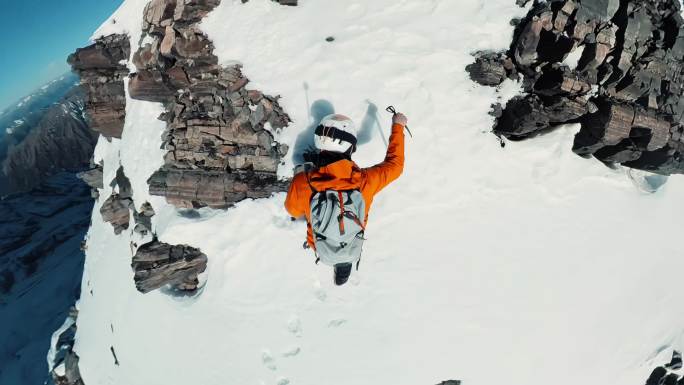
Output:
[[337, 191, 346, 235], [305, 171, 318, 193]]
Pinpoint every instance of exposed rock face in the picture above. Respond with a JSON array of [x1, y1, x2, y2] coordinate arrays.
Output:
[[100, 166, 134, 234], [467, 0, 684, 175], [77, 163, 104, 198], [100, 194, 132, 234], [50, 308, 84, 385], [131, 240, 207, 293], [68, 34, 130, 139], [128, 0, 291, 208], [2, 88, 97, 194], [465, 51, 517, 86], [644, 351, 683, 385], [133, 202, 155, 236]]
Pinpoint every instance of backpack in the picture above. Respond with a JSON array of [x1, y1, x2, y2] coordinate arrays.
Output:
[[307, 173, 366, 267]]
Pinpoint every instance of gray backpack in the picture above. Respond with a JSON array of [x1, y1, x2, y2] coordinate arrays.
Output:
[[307, 174, 366, 267]]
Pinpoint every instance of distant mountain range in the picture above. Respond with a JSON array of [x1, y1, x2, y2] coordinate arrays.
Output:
[[0, 72, 97, 195]]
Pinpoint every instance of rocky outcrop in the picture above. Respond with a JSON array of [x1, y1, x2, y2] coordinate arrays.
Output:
[[2, 88, 97, 194], [644, 351, 683, 385], [68, 34, 130, 139], [50, 308, 84, 385], [77, 163, 104, 198], [133, 202, 155, 236], [100, 194, 132, 234], [467, 0, 684, 175], [128, 0, 291, 208], [100, 166, 134, 234], [131, 240, 207, 293]]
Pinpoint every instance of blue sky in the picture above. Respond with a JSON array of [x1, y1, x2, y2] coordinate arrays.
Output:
[[0, 0, 124, 111]]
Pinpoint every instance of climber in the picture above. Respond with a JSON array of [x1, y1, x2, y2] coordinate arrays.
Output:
[[285, 111, 407, 285]]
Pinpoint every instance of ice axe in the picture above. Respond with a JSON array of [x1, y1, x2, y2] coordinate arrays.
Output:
[[386, 105, 413, 138]]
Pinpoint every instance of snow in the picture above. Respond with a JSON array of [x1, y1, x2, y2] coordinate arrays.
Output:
[[90, 0, 149, 52], [75, 1, 684, 385], [564, 45, 584, 70]]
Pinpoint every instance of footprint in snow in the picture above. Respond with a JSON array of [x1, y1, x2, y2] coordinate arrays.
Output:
[[282, 346, 301, 357], [287, 316, 302, 337], [261, 350, 277, 371], [328, 319, 347, 328], [314, 288, 327, 302], [277, 377, 290, 385], [313, 279, 327, 301]]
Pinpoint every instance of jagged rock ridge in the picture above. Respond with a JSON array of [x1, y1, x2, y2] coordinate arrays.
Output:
[[129, 0, 291, 209], [68, 34, 130, 139], [467, 0, 684, 175]]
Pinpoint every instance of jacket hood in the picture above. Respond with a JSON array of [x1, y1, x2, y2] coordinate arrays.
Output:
[[309, 159, 363, 191]]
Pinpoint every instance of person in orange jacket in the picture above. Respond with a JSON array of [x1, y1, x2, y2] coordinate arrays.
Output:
[[285, 111, 407, 284]]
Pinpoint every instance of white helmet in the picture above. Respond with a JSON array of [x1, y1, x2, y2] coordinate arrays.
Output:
[[314, 114, 357, 153]]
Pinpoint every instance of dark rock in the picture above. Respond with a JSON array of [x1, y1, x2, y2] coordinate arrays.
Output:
[[497, 94, 589, 138], [68, 34, 130, 139], [468, 0, 684, 175], [100, 193, 132, 234], [466, 51, 516, 86], [665, 373, 680, 385], [131, 240, 207, 293], [646, 366, 668, 385], [436, 381, 461, 385], [666, 351, 683, 370]]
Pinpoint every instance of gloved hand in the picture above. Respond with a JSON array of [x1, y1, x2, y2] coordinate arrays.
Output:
[[392, 112, 408, 126]]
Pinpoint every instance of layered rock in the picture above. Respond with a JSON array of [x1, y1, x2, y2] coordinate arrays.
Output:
[[68, 34, 130, 139], [467, 0, 684, 175], [100, 166, 134, 234], [128, 0, 291, 208], [131, 240, 208, 293], [99, 194, 132, 234], [2, 88, 97, 194], [77, 163, 104, 199], [133, 202, 155, 236]]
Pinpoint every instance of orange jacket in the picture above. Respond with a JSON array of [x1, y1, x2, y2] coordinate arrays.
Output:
[[285, 123, 405, 248]]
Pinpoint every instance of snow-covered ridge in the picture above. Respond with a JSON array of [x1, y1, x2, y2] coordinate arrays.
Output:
[[70, 1, 684, 385]]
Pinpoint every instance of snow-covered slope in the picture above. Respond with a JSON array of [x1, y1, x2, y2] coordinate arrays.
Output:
[[75, 1, 684, 385]]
